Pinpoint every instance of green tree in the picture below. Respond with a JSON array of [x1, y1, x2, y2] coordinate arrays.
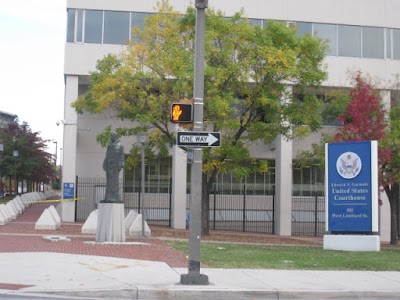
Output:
[[73, 0, 328, 234], [0, 121, 54, 192]]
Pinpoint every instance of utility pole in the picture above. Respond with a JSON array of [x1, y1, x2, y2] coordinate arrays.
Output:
[[180, 0, 209, 285], [0, 144, 3, 197], [53, 141, 58, 189], [137, 132, 148, 237]]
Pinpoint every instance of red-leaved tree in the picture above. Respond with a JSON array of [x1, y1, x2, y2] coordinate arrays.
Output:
[[0, 122, 54, 191], [334, 74, 398, 244]]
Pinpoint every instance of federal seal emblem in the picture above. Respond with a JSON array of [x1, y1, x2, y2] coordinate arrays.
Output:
[[336, 152, 362, 179]]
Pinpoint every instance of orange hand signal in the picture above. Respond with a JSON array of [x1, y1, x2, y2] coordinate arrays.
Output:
[[172, 104, 183, 121]]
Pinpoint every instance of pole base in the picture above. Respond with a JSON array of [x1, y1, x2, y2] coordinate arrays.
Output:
[[180, 273, 209, 285]]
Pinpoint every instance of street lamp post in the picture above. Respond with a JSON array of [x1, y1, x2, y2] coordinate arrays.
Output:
[[53, 141, 58, 167], [13, 150, 18, 195], [53, 141, 58, 189], [137, 132, 148, 237], [0, 144, 3, 197]]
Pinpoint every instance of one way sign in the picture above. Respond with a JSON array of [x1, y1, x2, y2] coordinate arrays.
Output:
[[177, 132, 221, 147]]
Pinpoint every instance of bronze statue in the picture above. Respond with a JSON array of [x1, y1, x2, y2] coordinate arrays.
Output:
[[101, 132, 125, 203]]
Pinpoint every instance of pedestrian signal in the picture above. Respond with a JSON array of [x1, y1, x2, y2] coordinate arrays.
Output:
[[170, 103, 193, 123]]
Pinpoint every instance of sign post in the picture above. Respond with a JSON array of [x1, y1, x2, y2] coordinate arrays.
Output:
[[324, 141, 380, 251], [180, 0, 209, 285]]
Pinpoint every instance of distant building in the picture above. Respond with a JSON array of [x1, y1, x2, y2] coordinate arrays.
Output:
[[0, 110, 17, 128]]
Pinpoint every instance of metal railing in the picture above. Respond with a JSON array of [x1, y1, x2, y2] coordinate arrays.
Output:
[[291, 195, 325, 236], [75, 176, 172, 226], [208, 184, 275, 234], [75, 177, 328, 236]]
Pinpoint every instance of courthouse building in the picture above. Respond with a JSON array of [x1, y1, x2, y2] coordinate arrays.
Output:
[[62, 0, 400, 239]]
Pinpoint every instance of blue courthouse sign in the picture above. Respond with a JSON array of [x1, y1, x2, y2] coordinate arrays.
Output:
[[325, 141, 378, 233], [63, 182, 75, 199]]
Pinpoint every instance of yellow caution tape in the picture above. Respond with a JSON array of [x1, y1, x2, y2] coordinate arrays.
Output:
[[37, 197, 86, 203]]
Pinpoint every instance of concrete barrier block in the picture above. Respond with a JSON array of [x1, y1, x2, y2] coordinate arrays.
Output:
[[11, 200, 22, 215], [20, 194, 31, 207], [35, 208, 59, 230], [9, 201, 20, 215], [31, 192, 40, 203], [0, 207, 8, 225], [48, 205, 61, 227], [27, 192, 37, 204], [82, 209, 98, 234], [14, 196, 25, 212], [0, 205, 11, 223], [44, 190, 61, 201], [124, 210, 138, 233], [5, 202, 17, 219], [128, 214, 151, 237], [11, 198, 23, 214], [25, 193, 35, 204], [55, 203, 62, 217]]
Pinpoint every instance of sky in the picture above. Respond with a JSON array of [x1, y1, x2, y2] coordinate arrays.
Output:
[[0, 0, 66, 163]]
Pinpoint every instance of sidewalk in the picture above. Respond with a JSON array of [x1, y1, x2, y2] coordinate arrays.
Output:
[[0, 201, 399, 299]]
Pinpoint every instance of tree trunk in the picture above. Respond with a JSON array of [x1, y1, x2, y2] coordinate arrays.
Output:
[[385, 184, 399, 245]]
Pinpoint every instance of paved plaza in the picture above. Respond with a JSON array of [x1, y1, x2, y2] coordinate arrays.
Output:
[[0, 200, 399, 299]]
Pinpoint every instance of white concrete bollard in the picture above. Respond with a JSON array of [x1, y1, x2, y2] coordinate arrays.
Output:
[[128, 214, 151, 237], [35, 208, 59, 230], [82, 209, 98, 234]]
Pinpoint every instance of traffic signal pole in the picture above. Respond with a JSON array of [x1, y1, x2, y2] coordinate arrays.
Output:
[[180, 0, 209, 285]]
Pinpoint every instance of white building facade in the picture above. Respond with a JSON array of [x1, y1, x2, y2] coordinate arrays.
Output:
[[63, 0, 400, 240]]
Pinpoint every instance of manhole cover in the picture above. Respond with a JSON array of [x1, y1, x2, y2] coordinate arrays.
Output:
[[43, 235, 71, 242]]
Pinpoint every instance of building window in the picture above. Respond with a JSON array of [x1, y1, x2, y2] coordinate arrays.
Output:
[[131, 12, 150, 41], [65, 8, 397, 63], [362, 26, 384, 59], [66, 9, 75, 42], [84, 10, 103, 44], [386, 28, 392, 59], [76, 9, 83, 42], [394, 29, 400, 60], [338, 25, 361, 57], [247, 18, 262, 27], [212, 160, 275, 195], [293, 165, 324, 196], [313, 23, 337, 56], [104, 11, 130, 45], [296, 22, 312, 37]]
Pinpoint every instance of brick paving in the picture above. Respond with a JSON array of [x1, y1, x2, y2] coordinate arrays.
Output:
[[0, 283, 34, 291], [0, 202, 188, 268]]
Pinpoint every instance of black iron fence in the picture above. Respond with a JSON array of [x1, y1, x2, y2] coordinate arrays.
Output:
[[291, 195, 325, 236], [75, 176, 172, 227], [123, 178, 172, 227], [75, 177, 328, 236], [208, 184, 275, 234]]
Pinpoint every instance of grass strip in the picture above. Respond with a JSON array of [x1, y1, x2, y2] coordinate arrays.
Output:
[[167, 240, 400, 271]]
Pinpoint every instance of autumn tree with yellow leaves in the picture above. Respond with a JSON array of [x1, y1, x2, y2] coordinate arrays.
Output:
[[73, 0, 328, 234]]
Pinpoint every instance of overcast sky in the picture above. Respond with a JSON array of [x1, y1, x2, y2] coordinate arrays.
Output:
[[0, 0, 66, 162]]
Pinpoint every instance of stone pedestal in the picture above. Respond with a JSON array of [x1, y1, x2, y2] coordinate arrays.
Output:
[[96, 203, 126, 242], [324, 235, 380, 252]]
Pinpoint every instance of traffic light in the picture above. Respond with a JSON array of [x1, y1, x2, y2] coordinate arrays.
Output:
[[170, 103, 193, 123]]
